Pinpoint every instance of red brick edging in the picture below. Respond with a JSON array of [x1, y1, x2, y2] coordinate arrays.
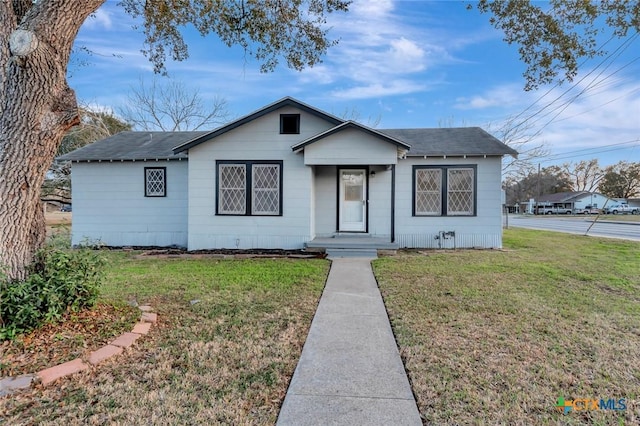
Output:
[[0, 305, 157, 397]]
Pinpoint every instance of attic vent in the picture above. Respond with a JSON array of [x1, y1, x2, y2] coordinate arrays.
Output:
[[280, 114, 300, 134]]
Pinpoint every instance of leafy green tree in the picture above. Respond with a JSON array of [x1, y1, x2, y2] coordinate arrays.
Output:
[[0, 0, 349, 280], [504, 165, 572, 205], [473, 1, 640, 90], [598, 161, 640, 199]]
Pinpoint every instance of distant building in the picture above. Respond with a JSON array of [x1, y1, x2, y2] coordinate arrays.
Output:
[[531, 191, 618, 214]]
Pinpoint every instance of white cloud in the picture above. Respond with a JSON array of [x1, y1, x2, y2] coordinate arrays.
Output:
[[454, 84, 526, 110], [299, 0, 444, 99], [537, 76, 640, 157], [456, 72, 640, 166], [388, 38, 425, 73], [84, 9, 113, 29], [350, 0, 394, 18], [331, 80, 428, 100]]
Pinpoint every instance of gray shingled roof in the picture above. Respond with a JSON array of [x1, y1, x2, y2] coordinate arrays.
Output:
[[59, 102, 517, 161], [58, 131, 209, 161], [379, 127, 518, 157], [537, 191, 591, 203]]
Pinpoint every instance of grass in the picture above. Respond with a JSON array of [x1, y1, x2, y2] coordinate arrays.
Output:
[[1, 253, 329, 425], [4, 225, 639, 423], [519, 213, 640, 223], [374, 229, 640, 424]]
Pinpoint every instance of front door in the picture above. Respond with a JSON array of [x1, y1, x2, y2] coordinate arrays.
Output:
[[339, 169, 366, 232]]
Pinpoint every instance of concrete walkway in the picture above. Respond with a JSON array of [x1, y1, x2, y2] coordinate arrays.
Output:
[[277, 258, 422, 425]]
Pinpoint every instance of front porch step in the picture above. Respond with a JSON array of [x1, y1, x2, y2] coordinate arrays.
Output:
[[325, 248, 378, 259], [306, 237, 399, 250]]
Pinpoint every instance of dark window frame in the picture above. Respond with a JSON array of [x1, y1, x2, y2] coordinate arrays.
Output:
[[216, 160, 284, 216], [280, 114, 300, 134], [412, 165, 477, 217], [144, 167, 167, 197]]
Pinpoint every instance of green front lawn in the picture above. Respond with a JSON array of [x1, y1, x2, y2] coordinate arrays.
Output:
[[1, 255, 329, 425], [374, 229, 640, 424]]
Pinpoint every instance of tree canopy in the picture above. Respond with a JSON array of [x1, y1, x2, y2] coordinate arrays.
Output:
[[599, 161, 640, 199], [503, 165, 572, 205], [474, 0, 640, 90], [120, 0, 351, 73], [0, 0, 350, 280]]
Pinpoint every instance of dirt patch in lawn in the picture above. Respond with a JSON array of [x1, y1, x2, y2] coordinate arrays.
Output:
[[0, 304, 140, 377], [45, 211, 72, 227]]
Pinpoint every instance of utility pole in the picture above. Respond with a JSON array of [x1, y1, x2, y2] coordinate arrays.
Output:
[[536, 163, 541, 214]]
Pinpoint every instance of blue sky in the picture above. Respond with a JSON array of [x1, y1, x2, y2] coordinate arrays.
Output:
[[70, 0, 640, 170]]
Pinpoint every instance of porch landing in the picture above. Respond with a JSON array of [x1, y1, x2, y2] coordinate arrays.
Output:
[[305, 236, 398, 258]]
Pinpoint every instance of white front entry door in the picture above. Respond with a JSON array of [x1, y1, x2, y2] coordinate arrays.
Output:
[[339, 169, 366, 232]]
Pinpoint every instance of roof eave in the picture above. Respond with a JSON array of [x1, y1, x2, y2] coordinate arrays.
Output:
[[405, 152, 516, 158], [292, 121, 412, 152]]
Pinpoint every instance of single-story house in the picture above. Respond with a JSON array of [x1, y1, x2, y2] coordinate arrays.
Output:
[[59, 97, 517, 251], [534, 191, 618, 212]]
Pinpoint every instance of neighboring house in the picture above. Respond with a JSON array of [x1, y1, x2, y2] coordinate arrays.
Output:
[[59, 97, 517, 250], [534, 191, 618, 213]]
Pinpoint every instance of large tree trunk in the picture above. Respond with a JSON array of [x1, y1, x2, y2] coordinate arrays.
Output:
[[0, 0, 104, 281]]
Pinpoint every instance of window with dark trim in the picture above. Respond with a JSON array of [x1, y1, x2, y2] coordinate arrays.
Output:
[[280, 114, 300, 134], [413, 165, 476, 216], [217, 160, 283, 216], [145, 167, 166, 197]]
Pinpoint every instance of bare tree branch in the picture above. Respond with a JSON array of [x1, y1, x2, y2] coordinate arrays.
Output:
[[561, 159, 605, 192], [119, 77, 232, 131]]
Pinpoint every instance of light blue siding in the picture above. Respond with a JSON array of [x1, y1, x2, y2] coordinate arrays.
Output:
[[303, 128, 398, 165], [71, 161, 188, 247], [187, 107, 334, 250], [394, 156, 504, 249]]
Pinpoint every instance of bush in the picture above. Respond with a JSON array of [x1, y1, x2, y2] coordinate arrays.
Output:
[[0, 247, 105, 340]]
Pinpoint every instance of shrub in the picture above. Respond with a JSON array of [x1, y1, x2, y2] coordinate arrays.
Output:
[[0, 247, 105, 340]]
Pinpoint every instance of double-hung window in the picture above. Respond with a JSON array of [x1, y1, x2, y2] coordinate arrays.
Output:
[[145, 167, 166, 197], [413, 165, 476, 216], [217, 161, 283, 216]]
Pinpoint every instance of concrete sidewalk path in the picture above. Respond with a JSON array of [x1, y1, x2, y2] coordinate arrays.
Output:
[[277, 258, 422, 425]]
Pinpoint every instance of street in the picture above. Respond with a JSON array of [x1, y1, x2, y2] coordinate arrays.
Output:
[[505, 215, 640, 242]]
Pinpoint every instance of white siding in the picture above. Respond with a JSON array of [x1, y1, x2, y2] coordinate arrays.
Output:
[[70, 161, 188, 247], [313, 166, 337, 236], [303, 128, 398, 165], [368, 165, 392, 239], [187, 107, 335, 250], [572, 193, 615, 210], [395, 157, 504, 248]]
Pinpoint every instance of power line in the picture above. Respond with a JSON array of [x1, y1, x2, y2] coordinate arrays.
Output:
[[552, 86, 640, 123], [538, 139, 640, 164], [505, 32, 640, 141], [507, 34, 618, 125], [522, 33, 640, 134]]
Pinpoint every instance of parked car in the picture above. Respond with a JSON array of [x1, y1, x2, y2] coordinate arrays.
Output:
[[574, 205, 600, 214], [60, 204, 72, 212], [536, 206, 573, 215], [603, 204, 639, 215]]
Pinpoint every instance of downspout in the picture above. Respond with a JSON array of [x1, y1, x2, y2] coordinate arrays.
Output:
[[391, 164, 396, 243]]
